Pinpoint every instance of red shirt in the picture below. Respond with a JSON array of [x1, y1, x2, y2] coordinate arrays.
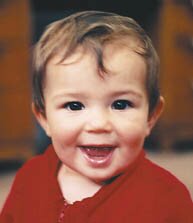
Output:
[[1, 145, 193, 223]]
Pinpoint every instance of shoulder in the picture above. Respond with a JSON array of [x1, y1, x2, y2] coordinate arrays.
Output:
[[1, 145, 58, 209], [130, 156, 193, 220], [0, 145, 59, 222], [140, 157, 193, 207], [12, 145, 58, 190], [141, 157, 188, 191]]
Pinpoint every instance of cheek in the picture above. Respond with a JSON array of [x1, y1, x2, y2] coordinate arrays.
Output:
[[50, 122, 79, 163], [118, 121, 148, 148], [45, 111, 85, 161], [48, 117, 82, 147], [50, 112, 86, 150], [118, 125, 146, 168]]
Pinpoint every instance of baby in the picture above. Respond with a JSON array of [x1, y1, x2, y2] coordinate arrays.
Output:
[[1, 11, 193, 223]]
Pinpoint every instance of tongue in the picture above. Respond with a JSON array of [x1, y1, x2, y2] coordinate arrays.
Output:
[[81, 147, 112, 157]]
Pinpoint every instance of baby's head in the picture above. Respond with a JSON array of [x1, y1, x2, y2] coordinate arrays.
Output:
[[32, 11, 164, 183], [32, 11, 160, 116]]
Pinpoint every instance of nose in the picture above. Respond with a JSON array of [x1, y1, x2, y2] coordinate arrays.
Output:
[[85, 108, 112, 133]]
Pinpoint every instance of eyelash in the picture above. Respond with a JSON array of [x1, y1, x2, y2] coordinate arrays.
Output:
[[63, 99, 133, 111], [111, 100, 133, 110], [63, 101, 85, 111]]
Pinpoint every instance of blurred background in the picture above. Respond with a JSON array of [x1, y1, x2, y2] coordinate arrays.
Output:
[[0, 0, 193, 210]]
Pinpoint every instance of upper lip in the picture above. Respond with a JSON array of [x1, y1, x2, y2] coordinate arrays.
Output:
[[79, 144, 116, 149]]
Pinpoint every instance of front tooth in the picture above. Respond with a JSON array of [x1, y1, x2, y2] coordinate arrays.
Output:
[[87, 147, 111, 151], [88, 147, 98, 151]]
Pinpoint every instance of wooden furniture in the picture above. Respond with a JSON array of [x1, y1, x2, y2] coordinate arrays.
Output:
[[0, 0, 35, 161], [157, 1, 193, 151]]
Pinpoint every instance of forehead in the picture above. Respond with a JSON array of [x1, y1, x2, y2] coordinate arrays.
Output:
[[44, 43, 147, 96], [47, 37, 146, 70], [103, 41, 146, 73]]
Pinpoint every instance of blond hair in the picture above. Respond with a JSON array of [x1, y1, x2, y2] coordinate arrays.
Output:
[[32, 11, 160, 115]]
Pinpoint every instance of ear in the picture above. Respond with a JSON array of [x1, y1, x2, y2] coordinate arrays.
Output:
[[32, 102, 51, 137], [146, 96, 165, 136]]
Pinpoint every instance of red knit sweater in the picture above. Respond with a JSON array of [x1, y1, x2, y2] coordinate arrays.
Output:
[[1, 145, 193, 223]]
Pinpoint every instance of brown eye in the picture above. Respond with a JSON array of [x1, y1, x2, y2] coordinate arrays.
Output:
[[64, 101, 85, 111], [112, 100, 133, 110]]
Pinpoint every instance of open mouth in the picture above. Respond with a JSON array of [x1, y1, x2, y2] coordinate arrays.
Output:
[[79, 145, 116, 167]]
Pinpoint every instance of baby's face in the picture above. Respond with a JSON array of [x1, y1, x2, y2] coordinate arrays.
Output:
[[39, 44, 153, 183]]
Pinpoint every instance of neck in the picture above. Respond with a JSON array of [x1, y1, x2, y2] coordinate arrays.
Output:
[[57, 164, 102, 204]]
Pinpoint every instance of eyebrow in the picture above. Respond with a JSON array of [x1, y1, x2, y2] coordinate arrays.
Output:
[[51, 90, 86, 101], [52, 89, 143, 101], [110, 90, 143, 99]]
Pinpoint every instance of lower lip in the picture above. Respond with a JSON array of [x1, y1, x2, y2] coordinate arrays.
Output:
[[79, 147, 115, 167]]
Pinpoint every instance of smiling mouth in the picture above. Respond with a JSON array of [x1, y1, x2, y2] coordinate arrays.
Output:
[[79, 145, 116, 167]]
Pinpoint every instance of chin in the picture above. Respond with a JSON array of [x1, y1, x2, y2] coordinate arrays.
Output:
[[94, 174, 121, 185], [88, 169, 123, 185]]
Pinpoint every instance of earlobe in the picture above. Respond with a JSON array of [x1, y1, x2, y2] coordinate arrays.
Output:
[[31, 102, 51, 137], [146, 96, 165, 136]]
